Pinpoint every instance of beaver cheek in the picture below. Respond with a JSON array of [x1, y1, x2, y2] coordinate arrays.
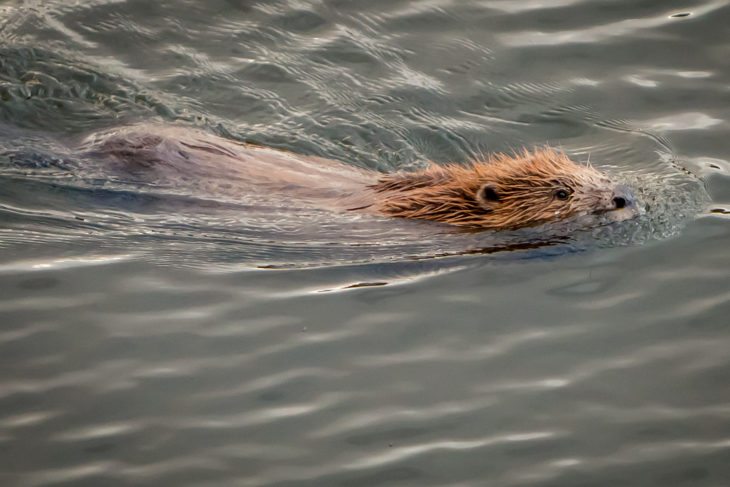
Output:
[[601, 195, 617, 212], [555, 209, 572, 222], [558, 202, 581, 220]]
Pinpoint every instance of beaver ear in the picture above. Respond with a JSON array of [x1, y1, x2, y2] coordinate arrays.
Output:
[[476, 184, 500, 209]]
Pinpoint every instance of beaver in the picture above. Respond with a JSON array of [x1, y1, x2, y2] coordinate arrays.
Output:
[[80, 125, 637, 230]]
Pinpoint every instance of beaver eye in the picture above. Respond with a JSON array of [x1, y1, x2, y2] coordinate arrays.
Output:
[[555, 189, 570, 201]]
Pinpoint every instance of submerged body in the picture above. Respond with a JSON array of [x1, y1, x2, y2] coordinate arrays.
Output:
[[80, 125, 637, 230]]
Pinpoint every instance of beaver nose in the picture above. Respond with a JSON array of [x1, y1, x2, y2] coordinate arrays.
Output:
[[611, 185, 634, 209], [613, 196, 627, 209]]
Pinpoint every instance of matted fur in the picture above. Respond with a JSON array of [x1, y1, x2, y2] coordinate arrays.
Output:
[[369, 148, 621, 229]]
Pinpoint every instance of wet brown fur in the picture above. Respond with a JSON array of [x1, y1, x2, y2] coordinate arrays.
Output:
[[369, 148, 619, 229], [82, 126, 628, 231]]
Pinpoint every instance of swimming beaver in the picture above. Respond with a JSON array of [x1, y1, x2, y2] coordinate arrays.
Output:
[[80, 125, 637, 230]]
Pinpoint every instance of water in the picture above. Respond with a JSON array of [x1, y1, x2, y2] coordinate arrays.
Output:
[[0, 0, 729, 485]]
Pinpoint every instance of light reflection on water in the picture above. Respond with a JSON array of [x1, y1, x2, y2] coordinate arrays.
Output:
[[0, 0, 729, 486]]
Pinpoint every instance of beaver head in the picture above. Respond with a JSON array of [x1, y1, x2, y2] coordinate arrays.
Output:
[[369, 148, 637, 230]]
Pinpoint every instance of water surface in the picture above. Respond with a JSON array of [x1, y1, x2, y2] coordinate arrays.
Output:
[[1, 0, 729, 486]]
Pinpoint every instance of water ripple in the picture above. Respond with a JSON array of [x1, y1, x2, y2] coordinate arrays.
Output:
[[0, 0, 728, 486]]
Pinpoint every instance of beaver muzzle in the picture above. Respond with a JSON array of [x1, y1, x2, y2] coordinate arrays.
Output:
[[611, 184, 635, 210], [596, 184, 639, 223]]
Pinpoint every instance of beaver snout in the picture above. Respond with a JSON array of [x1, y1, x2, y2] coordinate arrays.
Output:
[[611, 185, 635, 210], [601, 184, 640, 223]]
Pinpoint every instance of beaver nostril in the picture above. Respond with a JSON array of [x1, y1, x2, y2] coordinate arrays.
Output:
[[613, 196, 626, 209]]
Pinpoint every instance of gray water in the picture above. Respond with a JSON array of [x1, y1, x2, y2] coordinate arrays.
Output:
[[1, 0, 729, 486]]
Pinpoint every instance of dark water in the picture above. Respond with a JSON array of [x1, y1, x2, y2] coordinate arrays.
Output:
[[1, 0, 729, 486]]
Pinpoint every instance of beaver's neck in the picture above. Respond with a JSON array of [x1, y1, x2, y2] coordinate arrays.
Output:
[[367, 165, 488, 227]]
